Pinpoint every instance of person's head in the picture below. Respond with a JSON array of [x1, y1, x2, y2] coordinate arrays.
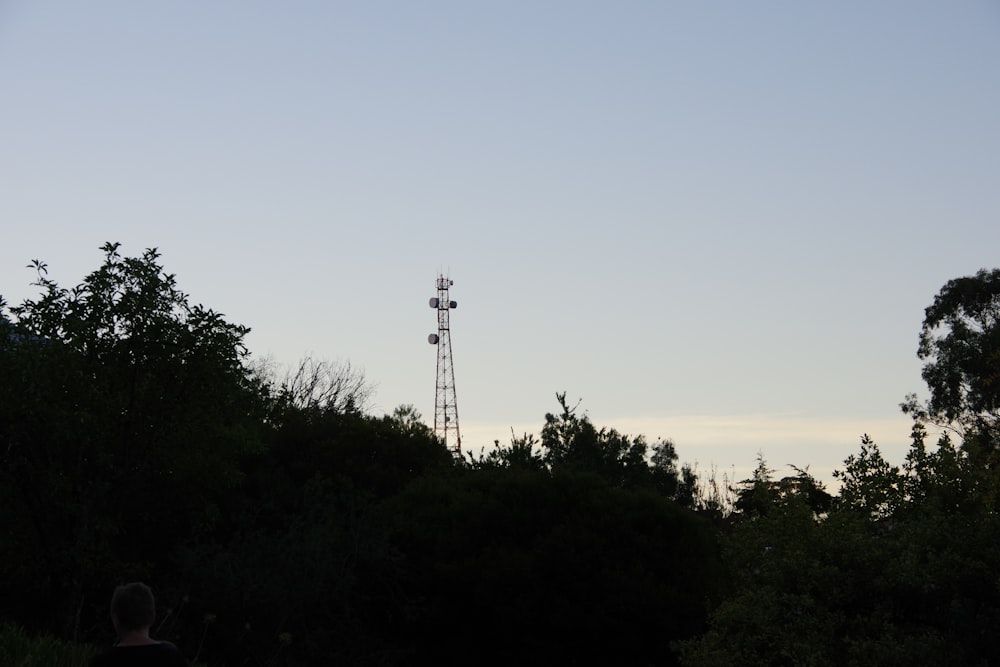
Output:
[[110, 582, 156, 634]]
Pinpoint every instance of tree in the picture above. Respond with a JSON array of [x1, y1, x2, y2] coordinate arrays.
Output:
[[902, 267, 1000, 508], [469, 430, 546, 471], [833, 434, 903, 519], [0, 243, 265, 640], [385, 404, 434, 439], [681, 270, 1000, 666], [905, 268, 1000, 434], [541, 392, 690, 499], [256, 355, 373, 420], [733, 454, 831, 519], [380, 467, 722, 667], [684, 435, 999, 665], [681, 433, 1000, 667]]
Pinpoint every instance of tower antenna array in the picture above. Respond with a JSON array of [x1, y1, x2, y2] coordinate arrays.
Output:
[[427, 275, 461, 456]]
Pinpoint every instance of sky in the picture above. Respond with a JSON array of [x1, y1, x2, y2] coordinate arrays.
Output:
[[2, 1, 998, 485]]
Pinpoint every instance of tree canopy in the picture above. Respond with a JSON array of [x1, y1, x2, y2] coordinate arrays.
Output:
[[4, 246, 999, 666], [1, 243, 266, 638], [681, 268, 1000, 666], [908, 267, 1000, 433]]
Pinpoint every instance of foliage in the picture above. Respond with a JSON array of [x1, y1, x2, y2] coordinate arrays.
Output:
[[179, 475, 398, 666], [8, 249, 999, 666], [0, 244, 726, 666], [685, 270, 1000, 665], [468, 430, 546, 471], [680, 437, 1000, 667], [686, 463, 738, 517], [384, 403, 435, 439], [685, 425, 1000, 660], [540, 392, 696, 504], [681, 270, 1000, 666], [677, 499, 980, 666], [379, 467, 723, 667], [904, 267, 1000, 433], [0, 243, 265, 639], [0, 624, 98, 667], [733, 454, 831, 519], [170, 401, 452, 666], [256, 355, 373, 419], [833, 434, 903, 519], [541, 392, 647, 481]]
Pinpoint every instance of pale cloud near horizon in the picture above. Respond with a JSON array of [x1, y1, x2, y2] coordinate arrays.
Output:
[[459, 412, 916, 484]]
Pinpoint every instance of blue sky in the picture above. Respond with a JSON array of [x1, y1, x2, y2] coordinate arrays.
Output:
[[2, 1, 998, 483]]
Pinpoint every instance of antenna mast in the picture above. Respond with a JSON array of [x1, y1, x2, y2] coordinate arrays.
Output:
[[427, 275, 461, 457]]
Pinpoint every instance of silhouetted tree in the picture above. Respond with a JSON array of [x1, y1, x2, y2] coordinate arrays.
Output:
[[905, 268, 1000, 428], [468, 430, 546, 471], [540, 392, 696, 504], [380, 467, 722, 667], [681, 270, 1000, 666], [0, 243, 265, 641]]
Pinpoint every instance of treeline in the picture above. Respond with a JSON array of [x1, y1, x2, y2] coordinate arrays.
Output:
[[680, 268, 1000, 666], [1, 245, 998, 666]]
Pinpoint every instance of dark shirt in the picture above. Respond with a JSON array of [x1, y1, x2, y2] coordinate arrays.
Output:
[[90, 642, 188, 667]]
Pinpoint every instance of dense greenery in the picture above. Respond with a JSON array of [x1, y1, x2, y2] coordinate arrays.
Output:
[[2, 246, 998, 666], [679, 268, 1000, 666]]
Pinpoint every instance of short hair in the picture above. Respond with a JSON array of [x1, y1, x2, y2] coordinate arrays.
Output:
[[111, 582, 156, 632]]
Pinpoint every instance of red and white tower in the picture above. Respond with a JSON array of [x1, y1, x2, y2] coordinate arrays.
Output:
[[427, 275, 461, 456]]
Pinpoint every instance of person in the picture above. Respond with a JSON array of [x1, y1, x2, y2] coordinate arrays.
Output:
[[90, 582, 188, 667]]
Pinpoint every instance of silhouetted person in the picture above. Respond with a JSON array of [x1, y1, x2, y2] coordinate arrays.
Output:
[[91, 582, 188, 667]]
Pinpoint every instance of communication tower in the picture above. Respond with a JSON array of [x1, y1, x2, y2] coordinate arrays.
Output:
[[427, 275, 461, 456]]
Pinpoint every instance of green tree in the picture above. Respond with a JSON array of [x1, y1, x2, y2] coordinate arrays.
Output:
[[469, 430, 546, 471], [385, 404, 435, 439], [168, 399, 451, 665], [681, 270, 1000, 666], [904, 267, 1000, 434], [684, 437, 999, 665], [903, 268, 1000, 508], [0, 243, 264, 641], [541, 393, 643, 479], [732, 454, 779, 517], [540, 392, 694, 502], [732, 454, 831, 520], [832, 434, 904, 519], [677, 493, 974, 667]]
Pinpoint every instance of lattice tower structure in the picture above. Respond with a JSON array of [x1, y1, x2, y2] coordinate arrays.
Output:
[[427, 275, 461, 456]]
